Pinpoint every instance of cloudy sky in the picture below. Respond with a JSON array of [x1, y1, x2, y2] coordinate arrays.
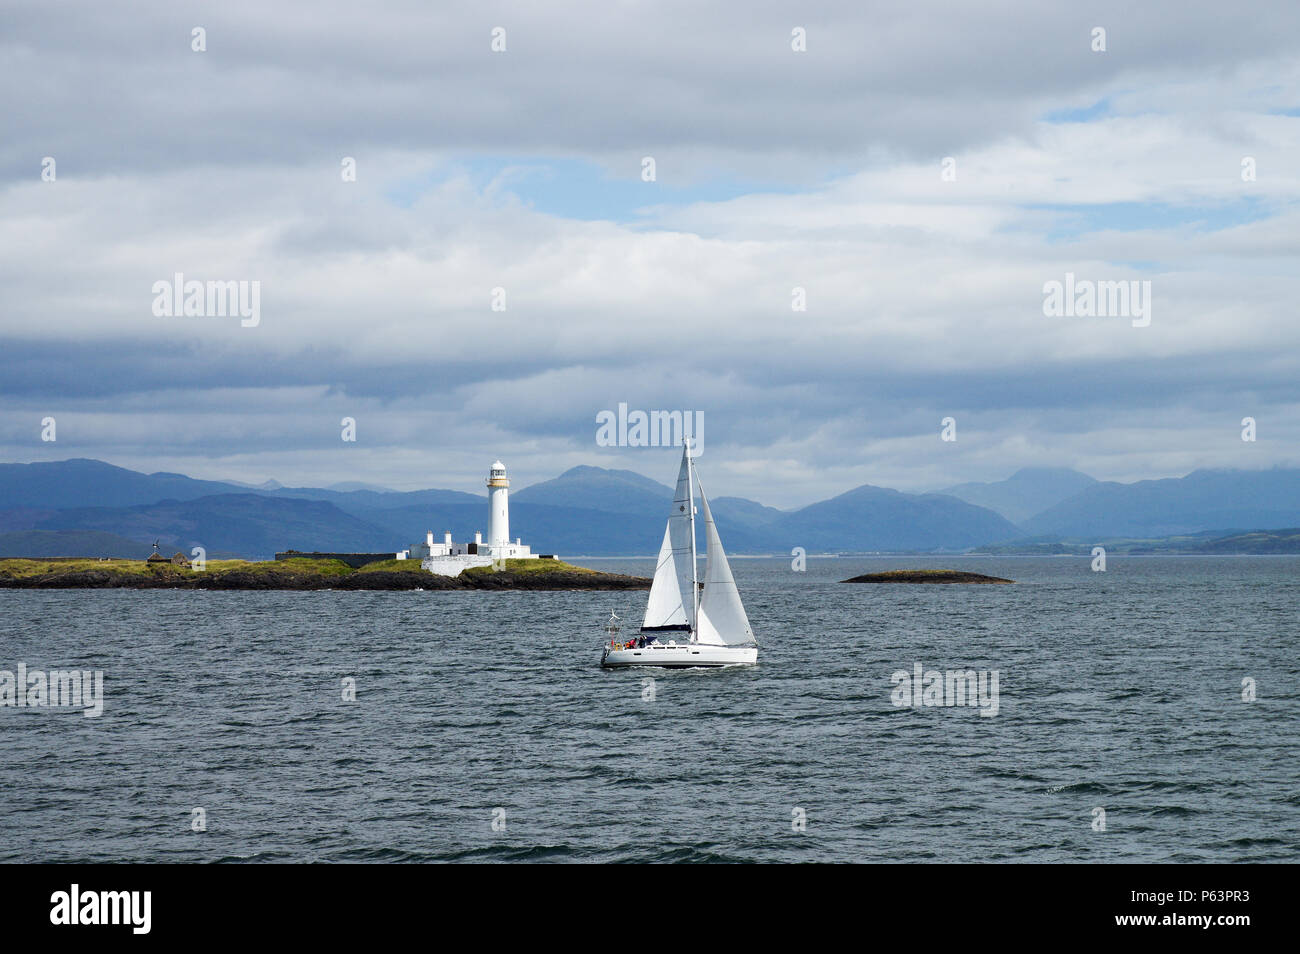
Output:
[[2, 1, 1298, 507]]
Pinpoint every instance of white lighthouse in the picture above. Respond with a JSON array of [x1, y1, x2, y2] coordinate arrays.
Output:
[[397, 458, 544, 574], [486, 460, 510, 549]]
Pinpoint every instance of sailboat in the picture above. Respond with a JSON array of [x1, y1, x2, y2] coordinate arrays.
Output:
[[601, 441, 758, 668]]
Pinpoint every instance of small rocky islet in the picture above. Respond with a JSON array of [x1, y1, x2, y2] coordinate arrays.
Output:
[[841, 569, 1014, 584]]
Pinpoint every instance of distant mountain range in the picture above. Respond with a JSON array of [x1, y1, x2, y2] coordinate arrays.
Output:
[[1, 458, 1298, 559], [941, 467, 1099, 524], [1021, 469, 1300, 538]]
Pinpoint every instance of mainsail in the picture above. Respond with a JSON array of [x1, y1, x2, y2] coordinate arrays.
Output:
[[692, 469, 756, 647], [641, 446, 696, 633], [641, 524, 689, 631]]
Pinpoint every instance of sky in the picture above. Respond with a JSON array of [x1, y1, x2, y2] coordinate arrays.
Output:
[[1, 0, 1298, 508]]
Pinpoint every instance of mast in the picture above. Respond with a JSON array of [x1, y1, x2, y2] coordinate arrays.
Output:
[[685, 438, 699, 641]]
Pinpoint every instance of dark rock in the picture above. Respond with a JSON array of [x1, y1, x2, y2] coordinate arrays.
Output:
[[461, 570, 650, 590], [842, 569, 1013, 584]]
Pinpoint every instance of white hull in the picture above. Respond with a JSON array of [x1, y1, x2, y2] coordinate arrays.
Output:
[[601, 642, 757, 669]]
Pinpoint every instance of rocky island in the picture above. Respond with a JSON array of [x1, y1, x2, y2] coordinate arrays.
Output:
[[0, 557, 650, 591], [841, 569, 1014, 584]]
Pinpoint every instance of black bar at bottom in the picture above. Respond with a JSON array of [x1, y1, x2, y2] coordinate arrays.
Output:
[[0, 863, 1279, 941]]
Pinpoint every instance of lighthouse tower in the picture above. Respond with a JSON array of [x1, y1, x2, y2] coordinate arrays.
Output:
[[399, 458, 539, 572], [486, 460, 510, 551]]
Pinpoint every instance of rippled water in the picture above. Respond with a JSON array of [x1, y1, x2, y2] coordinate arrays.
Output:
[[1, 555, 1297, 862]]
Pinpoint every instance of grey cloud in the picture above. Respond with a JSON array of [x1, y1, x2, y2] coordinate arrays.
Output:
[[5, 1, 1299, 181]]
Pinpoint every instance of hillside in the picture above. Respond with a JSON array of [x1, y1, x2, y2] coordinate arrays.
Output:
[[0, 458, 245, 508], [1023, 468, 1300, 538], [6, 457, 1296, 558], [975, 527, 1300, 555], [0, 529, 160, 559], [511, 465, 673, 514], [22, 494, 394, 560], [940, 467, 1098, 524], [770, 484, 1022, 551]]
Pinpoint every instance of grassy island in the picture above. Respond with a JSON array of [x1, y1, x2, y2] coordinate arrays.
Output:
[[0, 557, 650, 591]]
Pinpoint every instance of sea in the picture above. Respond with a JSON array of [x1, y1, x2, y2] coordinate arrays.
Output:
[[1, 555, 1296, 863]]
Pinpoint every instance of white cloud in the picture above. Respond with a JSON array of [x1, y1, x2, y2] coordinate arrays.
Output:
[[1, 0, 1298, 506]]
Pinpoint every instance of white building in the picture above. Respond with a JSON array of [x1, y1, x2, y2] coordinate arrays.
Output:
[[396, 460, 543, 575]]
